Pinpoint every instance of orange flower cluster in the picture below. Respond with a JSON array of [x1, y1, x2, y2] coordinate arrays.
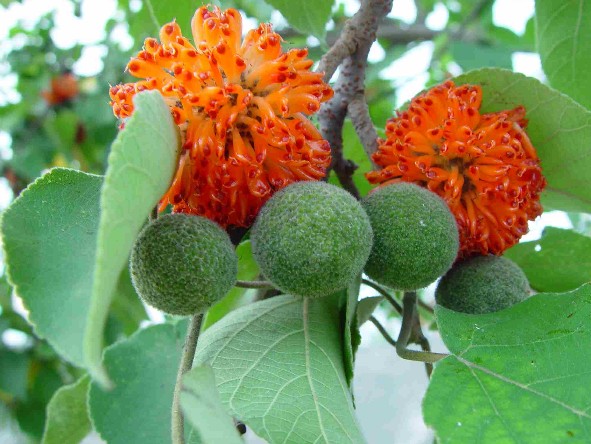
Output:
[[43, 73, 79, 105], [367, 81, 546, 258], [110, 7, 333, 227]]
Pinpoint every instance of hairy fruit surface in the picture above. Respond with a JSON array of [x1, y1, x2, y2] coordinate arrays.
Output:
[[251, 182, 373, 298], [130, 213, 237, 315], [436, 255, 530, 314], [362, 182, 459, 290]]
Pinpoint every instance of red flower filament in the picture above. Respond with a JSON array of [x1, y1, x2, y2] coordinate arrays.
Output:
[[367, 81, 546, 257], [109, 7, 333, 227]]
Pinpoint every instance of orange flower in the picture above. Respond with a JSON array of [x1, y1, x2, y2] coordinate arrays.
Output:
[[42, 72, 79, 105], [110, 7, 333, 228], [367, 81, 546, 258]]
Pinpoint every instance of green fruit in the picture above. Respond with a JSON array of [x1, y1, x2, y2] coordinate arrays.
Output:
[[362, 182, 459, 290], [435, 255, 530, 314], [130, 214, 237, 315], [251, 181, 373, 298]]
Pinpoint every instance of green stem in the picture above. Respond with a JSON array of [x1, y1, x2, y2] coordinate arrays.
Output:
[[396, 292, 448, 365], [417, 298, 434, 314], [361, 278, 402, 314], [235, 279, 275, 289], [171, 314, 203, 444], [369, 316, 397, 347]]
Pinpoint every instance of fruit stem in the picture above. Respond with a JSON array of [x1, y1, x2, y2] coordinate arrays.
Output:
[[149, 205, 158, 221], [369, 316, 397, 347], [362, 278, 402, 314], [235, 279, 275, 289], [396, 292, 448, 365], [171, 313, 203, 444]]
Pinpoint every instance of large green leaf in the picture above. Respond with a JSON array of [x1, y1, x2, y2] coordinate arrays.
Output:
[[42, 376, 91, 444], [180, 365, 243, 444], [455, 69, 591, 213], [1, 168, 102, 366], [89, 321, 187, 444], [536, 0, 591, 109], [505, 227, 591, 292], [424, 285, 591, 443], [262, 0, 333, 40], [195, 295, 366, 444], [84, 90, 178, 386], [202, 240, 259, 330]]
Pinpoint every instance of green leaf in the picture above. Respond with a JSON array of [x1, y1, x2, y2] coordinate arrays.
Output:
[[343, 274, 361, 387], [536, 0, 591, 109], [424, 285, 591, 443], [89, 321, 188, 444], [180, 365, 243, 444], [42, 376, 91, 444], [455, 68, 591, 213], [356, 296, 383, 326], [328, 121, 375, 197], [44, 110, 79, 156], [504, 227, 591, 293], [450, 42, 513, 71], [84, 90, 179, 387], [195, 295, 365, 444], [202, 240, 259, 330], [17, 362, 64, 439], [109, 267, 148, 337], [262, 0, 333, 40], [0, 349, 30, 401], [1, 168, 102, 366]]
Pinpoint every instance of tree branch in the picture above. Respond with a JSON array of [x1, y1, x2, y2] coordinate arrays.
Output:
[[318, 0, 394, 197], [348, 94, 378, 165], [171, 314, 203, 444]]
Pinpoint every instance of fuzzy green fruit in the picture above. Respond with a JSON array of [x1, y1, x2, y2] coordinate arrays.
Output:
[[362, 182, 459, 290], [251, 181, 373, 298], [435, 255, 530, 314], [130, 214, 237, 315]]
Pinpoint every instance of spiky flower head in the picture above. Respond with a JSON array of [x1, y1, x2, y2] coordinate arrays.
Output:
[[110, 6, 333, 228], [366, 81, 546, 257]]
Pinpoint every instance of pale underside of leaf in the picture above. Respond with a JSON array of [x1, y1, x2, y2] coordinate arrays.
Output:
[[84, 90, 179, 387], [195, 295, 366, 444], [181, 365, 243, 444]]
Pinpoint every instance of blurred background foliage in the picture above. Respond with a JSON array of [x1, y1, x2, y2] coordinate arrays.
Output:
[[0, 0, 588, 442]]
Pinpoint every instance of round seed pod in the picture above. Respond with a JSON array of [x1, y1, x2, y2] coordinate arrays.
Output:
[[251, 181, 373, 298], [436, 255, 530, 314], [130, 213, 237, 315], [362, 182, 459, 290]]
